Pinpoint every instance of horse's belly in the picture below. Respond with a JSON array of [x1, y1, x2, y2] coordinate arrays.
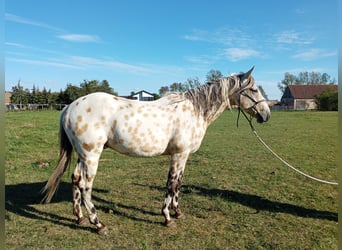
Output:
[[106, 138, 167, 157]]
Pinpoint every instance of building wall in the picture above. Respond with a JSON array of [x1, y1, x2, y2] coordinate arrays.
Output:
[[294, 99, 317, 110], [5, 92, 12, 104], [132, 91, 154, 101]]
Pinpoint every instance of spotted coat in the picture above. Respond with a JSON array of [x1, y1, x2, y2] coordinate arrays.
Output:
[[42, 69, 270, 234]]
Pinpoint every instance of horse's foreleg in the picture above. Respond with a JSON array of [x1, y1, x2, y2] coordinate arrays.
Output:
[[80, 157, 108, 235], [171, 169, 184, 219], [162, 152, 189, 226]]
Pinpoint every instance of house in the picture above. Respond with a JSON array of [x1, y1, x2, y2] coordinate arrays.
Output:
[[4, 91, 18, 110], [122, 90, 155, 101], [5, 91, 12, 105], [281, 84, 338, 110]]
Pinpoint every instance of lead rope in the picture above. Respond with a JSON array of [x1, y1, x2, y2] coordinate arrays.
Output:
[[237, 108, 338, 186]]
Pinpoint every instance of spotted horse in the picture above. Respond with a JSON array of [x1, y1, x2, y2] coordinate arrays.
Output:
[[42, 67, 270, 235]]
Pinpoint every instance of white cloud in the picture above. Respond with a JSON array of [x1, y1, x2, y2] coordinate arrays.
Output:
[[5, 42, 29, 48], [183, 29, 210, 42], [223, 48, 260, 61], [274, 30, 314, 45], [183, 55, 215, 65], [69, 56, 153, 74], [183, 27, 252, 46], [5, 13, 63, 32], [292, 48, 337, 60], [7, 58, 84, 70], [57, 34, 100, 43], [6, 13, 100, 43]]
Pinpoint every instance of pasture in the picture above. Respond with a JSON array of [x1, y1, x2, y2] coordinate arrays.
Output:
[[5, 110, 337, 249]]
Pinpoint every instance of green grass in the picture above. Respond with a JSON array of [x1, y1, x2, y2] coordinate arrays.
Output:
[[5, 110, 337, 249]]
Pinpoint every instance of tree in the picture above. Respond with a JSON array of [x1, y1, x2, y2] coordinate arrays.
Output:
[[49, 92, 59, 106], [184, 77, 201, 90], [58, 84, 81, 104], [298, 71, 309, 85], [159, 86, 169, 96], [320, 73, 331, 84], [30, 85, 39, 104], [277, 72, 297, 93], [152, 93, 160, 100], [278, 71, 336, 93], [97, 80, 115, 94], [79, 79, 116, 96], [159, 78, 201, 96], [169, 82, 187, 92], [10, 81, 30, 108], [40, 87, 50, 104], [206, 69, 223, 82]]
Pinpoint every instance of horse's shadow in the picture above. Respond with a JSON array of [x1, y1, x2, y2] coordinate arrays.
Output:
[[181, 185, 337, 221], [5, 181, 163, 232], [5, 181, 108, 233], [5, 181, 337, 233]]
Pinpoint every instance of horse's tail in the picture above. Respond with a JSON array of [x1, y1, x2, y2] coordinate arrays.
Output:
[[42, 109, 73, 203]]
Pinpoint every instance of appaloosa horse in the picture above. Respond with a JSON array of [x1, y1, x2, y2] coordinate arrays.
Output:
[[42, 67, 270, 235]]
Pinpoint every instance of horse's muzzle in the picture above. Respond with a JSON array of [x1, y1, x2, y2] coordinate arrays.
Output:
[[256, 112, 270, 123]]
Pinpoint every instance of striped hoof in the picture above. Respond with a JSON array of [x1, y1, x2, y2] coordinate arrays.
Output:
[[175, 211, 184, 219], [97, 226, 109, 236], [165, 219, 176, 228], [77, 217, 87, 226]]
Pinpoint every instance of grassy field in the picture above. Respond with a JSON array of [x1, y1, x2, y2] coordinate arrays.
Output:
[[5, 110, 337, 249]]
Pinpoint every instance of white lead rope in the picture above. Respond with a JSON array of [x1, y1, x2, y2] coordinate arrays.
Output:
[[237, 107, 338, 186], [252, 128, 338, 185]]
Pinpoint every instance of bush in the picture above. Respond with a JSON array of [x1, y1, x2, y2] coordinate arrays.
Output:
[[315, 87, 338, 111]]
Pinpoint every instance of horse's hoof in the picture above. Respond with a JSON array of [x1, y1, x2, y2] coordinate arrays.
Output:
[[97, 226, 109, 236], [176, 211, 184, 219], [77, 217, 87, 226], [165, 219, 176, 228]]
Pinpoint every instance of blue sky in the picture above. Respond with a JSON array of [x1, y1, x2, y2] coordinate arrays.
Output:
[[5, 0, 337, 100]]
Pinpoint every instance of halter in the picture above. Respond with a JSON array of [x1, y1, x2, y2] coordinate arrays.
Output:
[[236, 81, 266, 128]]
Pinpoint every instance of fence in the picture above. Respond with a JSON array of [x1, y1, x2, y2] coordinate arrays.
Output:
[[5, 103, 68, 111]]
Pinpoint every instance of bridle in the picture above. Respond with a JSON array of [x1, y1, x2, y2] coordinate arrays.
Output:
[[236, 81, 266, 128]]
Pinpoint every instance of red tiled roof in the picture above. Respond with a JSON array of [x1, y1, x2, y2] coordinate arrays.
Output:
[[288, 84, 338, 99]]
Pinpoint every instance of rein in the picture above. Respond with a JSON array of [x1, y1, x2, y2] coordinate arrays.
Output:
[[236, 100, 338, 186]]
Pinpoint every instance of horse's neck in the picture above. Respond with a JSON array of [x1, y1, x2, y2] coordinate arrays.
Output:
[[186, 77, 237, 126], [205, 101, 229, 125]]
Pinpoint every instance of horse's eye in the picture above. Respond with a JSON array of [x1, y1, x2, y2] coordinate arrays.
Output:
[[250, 88, 258, 93]]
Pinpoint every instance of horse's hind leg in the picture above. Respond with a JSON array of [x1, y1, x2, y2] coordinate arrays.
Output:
[[162, 152, 189, 226], [72, 155, 108, 235], [72, 159, 86, 225], [81, 156, 108, 235]]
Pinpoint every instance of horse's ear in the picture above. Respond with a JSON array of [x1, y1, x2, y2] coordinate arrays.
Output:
[[239, 66, 254, 82]]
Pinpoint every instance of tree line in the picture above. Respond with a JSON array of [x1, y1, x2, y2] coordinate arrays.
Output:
[[9, 80, 116, 109], [277, 71, 336, 93], [158, 69, 222, 95], [8, 70, 337, 110], [8, 69, 231, 109]]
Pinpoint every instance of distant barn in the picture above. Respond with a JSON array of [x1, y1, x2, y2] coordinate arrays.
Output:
[[281, 84, 338, 110], [121, 90, 155, 101]]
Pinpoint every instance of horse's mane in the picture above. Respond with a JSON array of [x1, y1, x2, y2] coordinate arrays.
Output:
[[184, 76, 239, 121]]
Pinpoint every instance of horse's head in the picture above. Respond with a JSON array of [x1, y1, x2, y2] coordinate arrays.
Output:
[[232, 67, 270, 123]]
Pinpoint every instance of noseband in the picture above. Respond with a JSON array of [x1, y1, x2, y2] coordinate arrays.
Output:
[[239, 91, 266, 110]]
